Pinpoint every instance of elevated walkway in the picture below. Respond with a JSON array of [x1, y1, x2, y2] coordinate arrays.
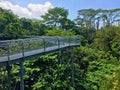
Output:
[[0, 36, 80, 66]]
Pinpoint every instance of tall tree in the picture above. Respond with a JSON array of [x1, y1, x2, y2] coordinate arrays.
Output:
[[0, 7, 18, 33], [41, 7, 69, 29], [77, 9, 98, 28], [76, 8, 120, 29]]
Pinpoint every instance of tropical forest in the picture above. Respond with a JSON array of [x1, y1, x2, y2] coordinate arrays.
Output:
[[0, 7, 120, 90]]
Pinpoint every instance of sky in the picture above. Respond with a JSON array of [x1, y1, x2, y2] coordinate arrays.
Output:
[[0, 0, 120, 20]]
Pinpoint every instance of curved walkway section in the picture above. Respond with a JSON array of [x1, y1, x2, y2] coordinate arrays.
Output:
[[0, 36, 80, 66]]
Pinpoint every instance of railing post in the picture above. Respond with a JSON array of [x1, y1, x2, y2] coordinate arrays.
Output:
[[7, 42, 10, 63], [68, 37, 71, 46], [21, 41, 24, 57], [43, 38, 45, 52], [71, 47, 75, 86], [58, 37, 60, 49], [27, 40, 30, 50], [77, 36, 81, 45], [79, 36, 81, 45]]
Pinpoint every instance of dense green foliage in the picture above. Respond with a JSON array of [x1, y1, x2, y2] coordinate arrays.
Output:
[[0, 7, 120, 90]]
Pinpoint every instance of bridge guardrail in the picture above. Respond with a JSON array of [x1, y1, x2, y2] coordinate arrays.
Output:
[[0, 36, 80, 58]]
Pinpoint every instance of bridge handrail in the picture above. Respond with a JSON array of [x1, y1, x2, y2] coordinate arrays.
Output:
[[0, 36, 80, 57]]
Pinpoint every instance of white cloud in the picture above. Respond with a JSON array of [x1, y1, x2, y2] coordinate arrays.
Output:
[[0, 1, 53, 19]]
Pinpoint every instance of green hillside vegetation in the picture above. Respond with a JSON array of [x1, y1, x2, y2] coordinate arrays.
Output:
[[0, 7, 120, 90]]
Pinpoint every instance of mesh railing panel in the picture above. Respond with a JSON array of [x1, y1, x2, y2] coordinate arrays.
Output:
[[0, 36, 80, 60]]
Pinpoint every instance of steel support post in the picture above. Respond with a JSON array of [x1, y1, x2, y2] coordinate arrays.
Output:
[[60, 50, 64, 64], [6, 65, 12, 90], [71, 47, 75, 86], [20, 60, 24, 90]]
